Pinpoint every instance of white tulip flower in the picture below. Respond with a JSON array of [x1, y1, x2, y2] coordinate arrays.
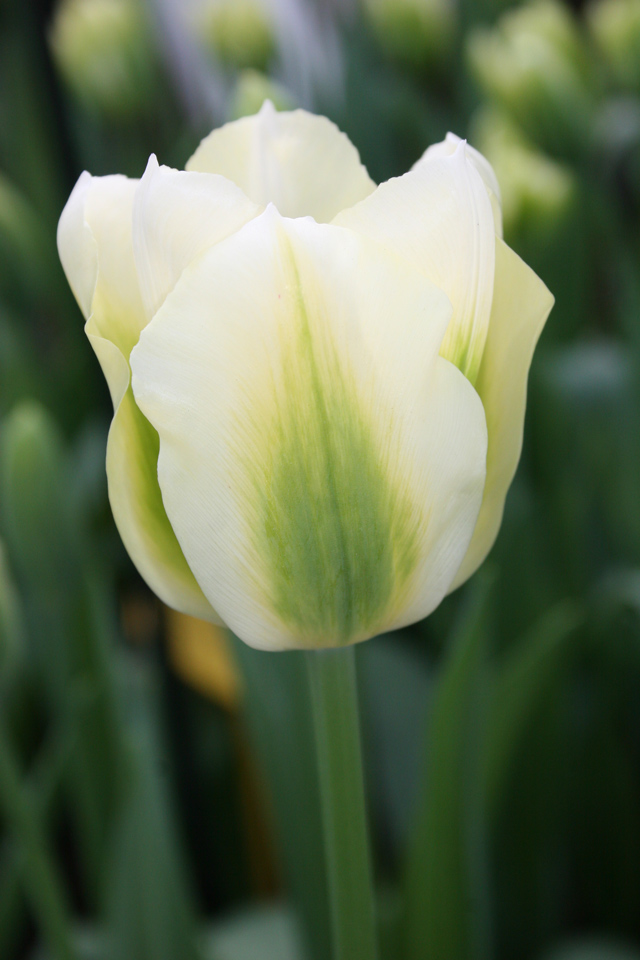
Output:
[[58, 102, 553, 650]]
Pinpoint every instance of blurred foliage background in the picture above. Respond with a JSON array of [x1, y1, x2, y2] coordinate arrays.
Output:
[[1, 0, 640, 958]]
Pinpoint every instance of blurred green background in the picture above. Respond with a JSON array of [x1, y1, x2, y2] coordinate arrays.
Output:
[[2, 0, 640, 957]]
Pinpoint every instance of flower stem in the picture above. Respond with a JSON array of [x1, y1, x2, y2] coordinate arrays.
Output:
[[306, 647, 378, 960]]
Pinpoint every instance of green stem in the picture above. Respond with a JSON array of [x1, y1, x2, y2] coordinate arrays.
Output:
[[0, 718, 77, 960], [306, 647, 378, 960]]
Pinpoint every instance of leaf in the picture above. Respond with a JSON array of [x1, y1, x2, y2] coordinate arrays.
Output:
[[358, 634, 431, 856], [0, 537, 25, 691], [230, 637, 332, 960], [103, 707, 200, 960], [0, 402, 126, 906], [403, 572, 494, 960], [482, 601, 580, 812], [0, 719, 76, 960], [0, 718, 76, 958]]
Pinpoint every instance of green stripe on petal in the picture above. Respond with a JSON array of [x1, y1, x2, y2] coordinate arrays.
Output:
[[131, 208, 487, 651], [249, 240, 421, 646]]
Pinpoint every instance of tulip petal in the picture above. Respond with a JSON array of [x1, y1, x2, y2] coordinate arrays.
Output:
[[133, 155, 260, 322], [417, 132, 503, 238], [57, 173, 219, 623], [186, 100, 376, 222], [450, 238, 554, 590], [334, 141, 496, 384], [131, 207, 487, 651], [57, 171, 98, 319]]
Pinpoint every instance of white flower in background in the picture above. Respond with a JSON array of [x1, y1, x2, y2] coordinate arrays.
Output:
[[57, 102, 553, 650]]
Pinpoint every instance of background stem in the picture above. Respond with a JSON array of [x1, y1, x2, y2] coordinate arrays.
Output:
[[306, 646, 378, 960]]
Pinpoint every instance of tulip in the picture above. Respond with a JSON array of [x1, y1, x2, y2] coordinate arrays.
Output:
[[467, 0, 595, 159], [49, 0, 157, 119], [587, 0, 640, 92], [57, 102, 553, 652], [195, 0, 275, 72]]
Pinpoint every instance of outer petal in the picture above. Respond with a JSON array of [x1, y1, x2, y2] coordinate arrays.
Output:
[[334, 141, 496, 384], [417, 132, 503, 238], [131, 207, 487, 651], [186, 100, 375, 222], [449, 238, 554, 590], [57, 174, 219, 623], [57, 171, 98, 319], [133, 155, 260, 323]]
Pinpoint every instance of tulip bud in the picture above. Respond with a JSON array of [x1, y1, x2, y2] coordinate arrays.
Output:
[[362, 0, 456, 70], [470, 108, 584, 341], [467, 0, 595, 158], [587, 0, 640, 91], [0, 403, 79, 591], [472, 110, 576, 241], [49, 0, 157, 118], [196, 0, 275, 72], [230, 70, 296, 120]]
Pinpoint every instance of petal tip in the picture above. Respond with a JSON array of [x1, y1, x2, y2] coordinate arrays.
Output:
[[143, 153, 160, 177], [259, 98, 276, 116]]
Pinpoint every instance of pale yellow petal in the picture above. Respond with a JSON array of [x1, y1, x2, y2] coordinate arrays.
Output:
[[133, 155, 260, 322], [57, 171, 98, 319], [450, 238, 554, 590], [82, 173, 147, 359], [186, 100, 376, 222], [58, 171, 220, 622], [417, 132, 503, 238], [87, 319, 220, 622], [131, 208, 487, 651], [334, 141, 496, 384]]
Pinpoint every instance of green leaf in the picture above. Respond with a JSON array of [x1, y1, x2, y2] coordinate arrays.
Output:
[[0, 719, 77, 960], [230, 636, 332, 960], [359, 634, 431, 856], [0, 719, 75, 958], [0, 537, 25, 692], [403, 572, 494, 960], [482, 601, 580, 812], [0, 401, 126, 906], [104, 709, 200, 960]]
